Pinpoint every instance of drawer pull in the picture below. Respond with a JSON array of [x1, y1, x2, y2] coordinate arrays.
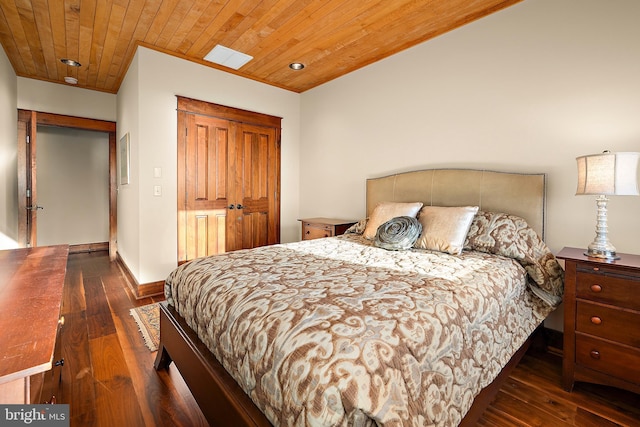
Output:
[[590, 284, 602, 293], [590, 350, 601, 360], [306, 230, 310, 234], [590, 316, 602, 325]]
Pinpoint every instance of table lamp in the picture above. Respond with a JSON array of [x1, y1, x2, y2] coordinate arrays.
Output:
[[575, 151, 640, 260]]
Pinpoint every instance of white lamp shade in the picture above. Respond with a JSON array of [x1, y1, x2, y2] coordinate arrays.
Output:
[[576, 151, 640, 196]]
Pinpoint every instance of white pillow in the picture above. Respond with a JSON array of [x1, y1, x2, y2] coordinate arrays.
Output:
[[413, 206, 479, 255], [362, 202, 423, 240]]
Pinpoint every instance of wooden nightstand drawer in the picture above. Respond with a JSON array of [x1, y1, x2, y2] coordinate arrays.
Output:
[[303, 223, 333, 239], [299, 218, 357, 241], [576, 334, 640, 381], [576, 301, 640, 347], [576, 269, 640, 310]]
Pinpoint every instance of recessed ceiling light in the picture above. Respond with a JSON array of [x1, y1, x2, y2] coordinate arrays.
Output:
[[204, 45, 253, 70], [64, 76, 78, 84], [289, 62, 305, 70], [60, 58, 81, 67]]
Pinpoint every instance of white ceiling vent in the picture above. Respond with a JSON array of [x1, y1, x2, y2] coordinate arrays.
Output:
[[204, 45, 253, 70]]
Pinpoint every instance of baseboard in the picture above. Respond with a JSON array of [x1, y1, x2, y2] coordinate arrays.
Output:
[[70, 242, 109, 254], [542, 326, 563, 357], [115, 252, 164, 299], [527, 326, 563, 359]]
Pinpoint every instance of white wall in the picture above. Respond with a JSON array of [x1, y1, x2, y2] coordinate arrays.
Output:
[[36, 126, 109, 246], [116, 50, 141, 281], [117, 47, 301, 284], [300, 0, 640, 330], [17, 78, 116, 122], [0, 46, 18, 249]]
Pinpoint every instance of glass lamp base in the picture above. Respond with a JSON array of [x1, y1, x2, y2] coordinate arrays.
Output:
[[584, 247, 620, 260], [584, 195, 621, 261]]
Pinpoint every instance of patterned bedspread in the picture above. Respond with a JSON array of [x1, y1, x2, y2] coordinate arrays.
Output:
[[165, 234, 559, 426]]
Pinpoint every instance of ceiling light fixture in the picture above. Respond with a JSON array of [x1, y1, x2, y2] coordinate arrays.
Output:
[[60, 58, 81, 67], [289, 62, 305, 70], [64, 76, 78, 85], [204, 45, 253, 70]]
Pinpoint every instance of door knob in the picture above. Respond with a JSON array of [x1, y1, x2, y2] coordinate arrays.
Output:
[[236, 204, 244, 210], [228, 204, 235, 210]]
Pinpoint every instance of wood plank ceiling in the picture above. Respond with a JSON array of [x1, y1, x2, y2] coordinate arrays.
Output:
[[0, 0, 521, 94]]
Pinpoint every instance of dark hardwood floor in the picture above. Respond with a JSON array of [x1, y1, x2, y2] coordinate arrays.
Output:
[[44, 251, 640, 426]]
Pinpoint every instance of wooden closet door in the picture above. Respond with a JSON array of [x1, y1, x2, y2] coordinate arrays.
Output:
[[227, 123, 280, 251], [177, 96, 281, 263], [183, 113, 231, 260]]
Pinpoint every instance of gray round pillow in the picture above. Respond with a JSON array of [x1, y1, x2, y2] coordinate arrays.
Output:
[[374, 216, 422, 251]]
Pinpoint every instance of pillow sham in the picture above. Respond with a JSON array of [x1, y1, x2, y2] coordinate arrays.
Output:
[[464, 210, 539, 255], [464, 211, 564, 307], [362, 202, 423, 240], [374, 216, 422, 251], [345, 218, 368, 235], [413, 206, 479, 255]]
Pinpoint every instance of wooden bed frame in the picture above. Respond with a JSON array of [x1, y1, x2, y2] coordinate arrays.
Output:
[[155, 168, 547, 427]]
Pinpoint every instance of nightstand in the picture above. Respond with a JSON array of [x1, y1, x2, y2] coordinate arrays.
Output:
[[556, 247, 640, 395], [299, 218, 357, 241]]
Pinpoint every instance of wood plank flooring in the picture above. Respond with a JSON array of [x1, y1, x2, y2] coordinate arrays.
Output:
[[43, 251, 640, 426]]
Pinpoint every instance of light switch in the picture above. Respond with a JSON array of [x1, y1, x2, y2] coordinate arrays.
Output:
[[153, 167, 162, 178], [153, 185, 162, 196]]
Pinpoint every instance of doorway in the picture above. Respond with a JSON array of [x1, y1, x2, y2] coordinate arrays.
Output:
[[17, 110, 117, 260], [36, 126, 110, 248]]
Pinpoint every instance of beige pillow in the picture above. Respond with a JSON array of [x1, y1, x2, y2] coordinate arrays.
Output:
[[363, 202, 423, 240], [414, 206, 479, 255]]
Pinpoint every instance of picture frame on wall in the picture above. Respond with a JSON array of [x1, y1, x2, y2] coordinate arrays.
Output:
[[119, 132, 130, 185]]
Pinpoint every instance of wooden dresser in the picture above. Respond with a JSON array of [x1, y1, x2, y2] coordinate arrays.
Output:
[[0, 245, 68, 403], [557, 247, 640, 395], [299, 218, 357, 241]]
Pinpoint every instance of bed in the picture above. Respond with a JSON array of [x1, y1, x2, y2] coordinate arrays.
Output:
[[154, 168, 564, 426]]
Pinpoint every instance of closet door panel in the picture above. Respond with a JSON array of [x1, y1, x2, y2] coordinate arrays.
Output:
[[233, 124, 279, 250], [187, 211, 226, 259], [184, 114, 230, 260], [241, 212, 269, 250]]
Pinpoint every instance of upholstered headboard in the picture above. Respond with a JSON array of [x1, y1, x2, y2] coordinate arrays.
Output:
[[366, 169, 546, 239]]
